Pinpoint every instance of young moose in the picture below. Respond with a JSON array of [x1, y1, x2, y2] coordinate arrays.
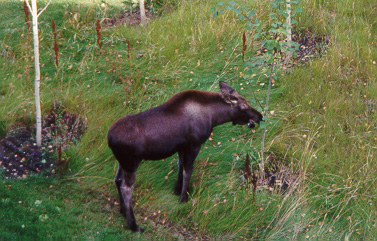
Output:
[[108, 81, 263, 232]]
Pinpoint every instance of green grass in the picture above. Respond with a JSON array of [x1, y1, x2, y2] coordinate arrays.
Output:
[[1, 0, 377, 239]]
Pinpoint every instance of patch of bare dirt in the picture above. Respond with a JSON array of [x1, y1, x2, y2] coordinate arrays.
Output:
[[0, 108, 86, 179], [243, 152, 299, 195], [103, 9, 155, 27], [292, 28, 330, 64]]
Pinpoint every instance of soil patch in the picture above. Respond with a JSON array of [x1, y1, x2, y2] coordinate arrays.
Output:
[[243, 152, 299, 195], [292, 29, 330, 64], [103, 9, 155, 27], [0, 108, 87, 179]]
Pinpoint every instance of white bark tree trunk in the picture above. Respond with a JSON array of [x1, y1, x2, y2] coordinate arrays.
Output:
[[139, 0, 146, 26], [25, 0, 51, 146], [285, 1, 292, 65], [31, 0, 42, 146]]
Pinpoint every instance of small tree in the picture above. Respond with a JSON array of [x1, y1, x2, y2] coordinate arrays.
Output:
[[139, 0, 147, 26], [25, 0, 51, 146], [212, 0, 301, 179]]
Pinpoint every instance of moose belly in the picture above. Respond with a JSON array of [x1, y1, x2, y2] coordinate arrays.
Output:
[[143, 141, 180, 160]]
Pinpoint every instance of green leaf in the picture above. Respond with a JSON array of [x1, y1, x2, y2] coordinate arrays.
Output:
[[278, 27, 289, 36], [245, 61, 253, 67], [238, 14, 245, 21], [228, 1, 236, 6], [246, 21, 253, 30], [259, 121, 267, 129], [213, 11, 218, 18], [267, 57, 275, 64], [269, 28, 278, 34], [247, 10, 255, 19], [254, 60, 264, 66], [269, 13, 277, 20], [295, 6, 302, 13], [218, 2, 225, 6], [264, 40, 276, 51]]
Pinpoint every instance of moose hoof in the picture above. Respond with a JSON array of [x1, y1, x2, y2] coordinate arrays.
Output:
[[129, 225, 144, 233], [119, 207, 126, 215], [173, 187, 182, 196], [136, 227, 145, 233], [180, 195, 188, 203]]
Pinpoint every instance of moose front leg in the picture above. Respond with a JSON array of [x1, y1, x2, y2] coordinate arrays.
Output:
[[179, 146, 201, 203], [174, 152, 184, 195]]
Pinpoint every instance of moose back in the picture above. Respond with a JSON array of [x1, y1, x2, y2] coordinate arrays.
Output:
[[108, 81, 263, 232]]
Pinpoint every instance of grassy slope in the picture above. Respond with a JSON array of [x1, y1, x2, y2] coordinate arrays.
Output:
[[1, 0, 376, 239]]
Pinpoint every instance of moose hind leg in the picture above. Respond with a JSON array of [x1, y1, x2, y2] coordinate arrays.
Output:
[[114, 165, 126, 215]]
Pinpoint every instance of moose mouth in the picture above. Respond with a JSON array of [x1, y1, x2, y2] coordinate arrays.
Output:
[[247, 120, 256, 128]]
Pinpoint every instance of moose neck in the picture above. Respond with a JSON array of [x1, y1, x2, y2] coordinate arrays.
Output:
[[209, 94, 237, 127]]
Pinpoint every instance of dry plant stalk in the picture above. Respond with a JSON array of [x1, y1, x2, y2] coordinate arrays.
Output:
[[242, 31, 247, 62], [23, 0, 31, 41], [52, 19, 59, 67], [127, 40, 130, 59], [96, 19, 103, 50], [245, 153, 251, 198], [252, 172, 257, 204]]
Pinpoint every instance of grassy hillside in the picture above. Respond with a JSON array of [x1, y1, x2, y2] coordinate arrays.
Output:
[[1, 0, 376, 239]]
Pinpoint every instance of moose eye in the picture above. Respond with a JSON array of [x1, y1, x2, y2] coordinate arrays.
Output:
[[240, 104, 248, 110]]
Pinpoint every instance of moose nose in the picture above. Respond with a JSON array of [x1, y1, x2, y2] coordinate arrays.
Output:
[[247, 122, 255, 128]]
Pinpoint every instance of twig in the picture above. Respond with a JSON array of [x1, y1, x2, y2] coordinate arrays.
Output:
[[24, 0, 51, 18], [37, 0, 52, 18]]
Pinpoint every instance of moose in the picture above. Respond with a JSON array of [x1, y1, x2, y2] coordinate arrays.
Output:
[[108, 81, 263, 232]]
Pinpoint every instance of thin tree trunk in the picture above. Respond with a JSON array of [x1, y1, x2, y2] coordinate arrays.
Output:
[[260, 58, 275, 181], [31, 0, 42, 146], [284, 1, 292, 65], [25, 0, 50, 146], [139, 0, 146, 26]]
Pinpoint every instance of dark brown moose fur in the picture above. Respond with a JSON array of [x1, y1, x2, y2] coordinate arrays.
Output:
[[108, 81, 263, 232]]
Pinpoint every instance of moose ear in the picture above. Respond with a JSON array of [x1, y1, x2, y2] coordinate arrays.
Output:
[[219, 81, 238, 95], [219, 81, 238, 105]]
